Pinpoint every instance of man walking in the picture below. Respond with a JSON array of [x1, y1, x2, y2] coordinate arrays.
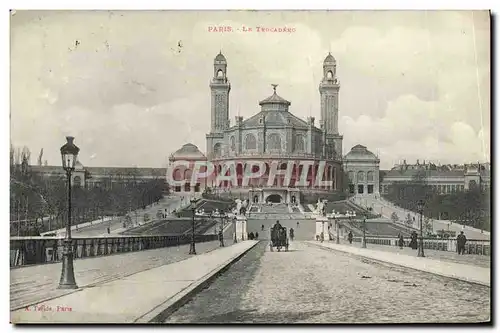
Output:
[[398, 233, 404, 249], [457, 231, 467, 255], [218, 228, 224, 247]]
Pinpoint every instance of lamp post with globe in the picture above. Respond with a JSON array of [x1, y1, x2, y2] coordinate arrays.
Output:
[[57, 136, 80, 290]]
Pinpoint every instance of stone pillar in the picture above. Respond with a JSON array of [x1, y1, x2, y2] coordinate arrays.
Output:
[[315, 216, 329, 240], [235, 215, 248, 241]]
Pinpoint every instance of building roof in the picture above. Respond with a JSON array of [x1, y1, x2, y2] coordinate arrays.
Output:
[[383, 169, 466, 179], [214, 52, 226, 62], [75, 160, 84, 170], [344, 144, 378, 161], [31, 165, 64, 174], [259, 91, 291, 106], [85, 167, 166, 177], [30, 165, 167, 178], [324, 53, 336, 64], [241, 110, 310, 128], [170, 143, 207, 161]]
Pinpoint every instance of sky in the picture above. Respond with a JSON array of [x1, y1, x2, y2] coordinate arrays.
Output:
[[10, 10, 490, 169]]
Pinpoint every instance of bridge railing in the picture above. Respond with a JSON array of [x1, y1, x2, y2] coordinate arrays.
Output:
[[10, 234, 218, 268], [348, 235, 490, 256]]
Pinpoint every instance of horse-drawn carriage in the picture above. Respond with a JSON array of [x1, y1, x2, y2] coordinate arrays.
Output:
[[269, 221, 289, 252]]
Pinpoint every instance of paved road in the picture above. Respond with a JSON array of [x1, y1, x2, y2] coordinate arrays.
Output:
[[10, 240, 222, 311], [165, 241, 490, 324]]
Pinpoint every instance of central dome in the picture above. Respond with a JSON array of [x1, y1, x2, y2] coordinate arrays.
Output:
[[259, 84, 291, 107], [170, 143, 206, 160], [345, 144, 378, 161]]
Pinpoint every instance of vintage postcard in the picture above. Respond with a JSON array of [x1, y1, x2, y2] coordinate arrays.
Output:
[[9, 10, 491, 324]]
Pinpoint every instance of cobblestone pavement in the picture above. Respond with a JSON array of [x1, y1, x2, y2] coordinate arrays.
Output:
[[165, 241, 490, 324], [10, 240, 222, 310], [342, 241, 491, 268]]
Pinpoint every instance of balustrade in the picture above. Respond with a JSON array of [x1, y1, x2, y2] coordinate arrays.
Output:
[[350, 236, 490, 256], [10, 234, 218, 267]]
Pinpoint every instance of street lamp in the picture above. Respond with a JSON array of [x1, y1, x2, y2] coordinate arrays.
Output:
[[58, 136, 79, 289], [361, 215, 367, 248], [233, 216, 238, 244], [189, 198, 199, 255], [218, 212, 225, 247], [417, 199, 425, 257], [336, 219, 340, 244], [321, 219, 326, 243]]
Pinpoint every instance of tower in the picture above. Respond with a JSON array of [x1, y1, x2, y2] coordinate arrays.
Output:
[[206, 51, 231, 159], [319, 53, 340, 134], [210, 51, 231, 133], [319, 53, 343, 160]]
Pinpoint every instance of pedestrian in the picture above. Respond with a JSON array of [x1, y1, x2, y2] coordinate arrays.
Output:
[[218, 229, 224, 247], [410, 231, 418, 250], [457, 231, 467, 255], [348, 231, 353, 244], [255, 232, 259, 239], [398, 234, 404, 249]]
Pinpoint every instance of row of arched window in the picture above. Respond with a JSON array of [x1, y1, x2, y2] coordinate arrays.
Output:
[[348, 170, 375, 182], [226, 134, 306, 152], [174, 164, 336, 180]]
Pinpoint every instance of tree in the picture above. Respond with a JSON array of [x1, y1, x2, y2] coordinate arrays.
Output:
[[10, 144, 14, 170], [10, 156, 167, 235], [384, 173, 490, 232], [37, 148, 44, 166]]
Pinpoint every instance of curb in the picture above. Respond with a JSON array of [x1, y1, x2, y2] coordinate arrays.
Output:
[[306, 241, 490, 288], [134, 241, 260, 323]]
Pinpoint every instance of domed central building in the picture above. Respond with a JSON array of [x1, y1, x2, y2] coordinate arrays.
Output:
[[202, 51, 344, 204]]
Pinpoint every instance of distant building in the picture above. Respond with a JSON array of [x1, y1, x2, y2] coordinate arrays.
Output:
[[168, 51, 347, 204], [379, 160, 490, 194], [343, 145, 380, 195], [30, 162, 166, 190], [168, 143, 208, 193]]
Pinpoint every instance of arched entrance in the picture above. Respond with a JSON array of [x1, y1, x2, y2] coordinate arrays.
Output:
[[266, 194, 282, 203], [291, 195, 296, 204], [253, 195, 259, 203]]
